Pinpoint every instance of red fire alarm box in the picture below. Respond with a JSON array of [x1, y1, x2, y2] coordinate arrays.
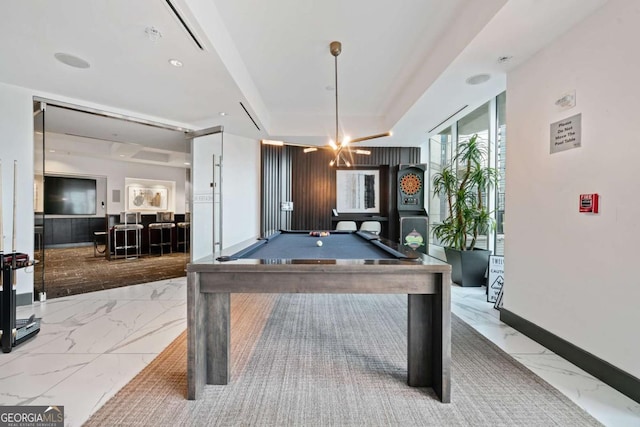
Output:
[[579, 193, 599, 213]]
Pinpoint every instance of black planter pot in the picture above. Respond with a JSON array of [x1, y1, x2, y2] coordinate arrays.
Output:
[[444, 247, 491, 287]]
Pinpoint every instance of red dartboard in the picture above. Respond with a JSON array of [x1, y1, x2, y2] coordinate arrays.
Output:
[[400, 173, 422, 195]]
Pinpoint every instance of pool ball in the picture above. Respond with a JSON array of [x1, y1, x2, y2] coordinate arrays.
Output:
[[316, 240, 323, 247]]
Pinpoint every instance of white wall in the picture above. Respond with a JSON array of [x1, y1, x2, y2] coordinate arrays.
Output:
[[222, 133, 260, 247], [46, 153, 186, 215], [505, 0, 640, 377], [190, 133, 219, 261], [0, 81, 261, 300], [0, 83, 34, 295], [190, 132, 260, 260]]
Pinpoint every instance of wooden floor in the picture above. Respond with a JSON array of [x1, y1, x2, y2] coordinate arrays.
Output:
[[35, 246, 188, 299]]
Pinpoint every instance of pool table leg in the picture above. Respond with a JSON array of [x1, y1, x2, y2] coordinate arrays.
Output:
[[206, 292, 230, 385], [188, 273, 230, 399], [187, 272, 206, 400], [407, 272, 451, 403]]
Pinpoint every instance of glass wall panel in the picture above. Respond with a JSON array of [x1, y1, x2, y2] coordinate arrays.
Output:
[[428, 94, 507, 255], [456, 102, 490, 249], [190, 132, 222, 260], [33, 102, 45, 300], [428, 127, 452, 245], [495, 92, 506, 255]]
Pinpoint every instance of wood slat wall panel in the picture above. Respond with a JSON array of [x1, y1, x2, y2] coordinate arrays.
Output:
[[291, 148, 335, 230], [260, 145, 282, 235], [261, 145, 420, 238]]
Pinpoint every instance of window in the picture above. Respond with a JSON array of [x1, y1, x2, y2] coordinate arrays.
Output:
[[495, 92, 506, 255], [457, 102, 491, 250], [427, 93, 506, 254], [428, 127, 452, 246]]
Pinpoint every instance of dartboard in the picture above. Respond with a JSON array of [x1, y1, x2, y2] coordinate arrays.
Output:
[[400, 173, 422, 195]]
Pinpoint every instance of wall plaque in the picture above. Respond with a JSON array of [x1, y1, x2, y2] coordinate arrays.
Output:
[[550, 113, 581, 154]]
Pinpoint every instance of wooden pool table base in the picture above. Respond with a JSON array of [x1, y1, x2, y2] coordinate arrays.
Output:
[[187, 261, 451, 403]]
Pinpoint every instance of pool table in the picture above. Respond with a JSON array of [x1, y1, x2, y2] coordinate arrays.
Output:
[[187, 230, 452, 402]]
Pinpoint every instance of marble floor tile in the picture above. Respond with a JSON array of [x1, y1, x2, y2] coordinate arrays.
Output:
[[0, 352, 20, 368], [0, 353, 98, 406], [36, 300, 182, 354], [2, 278, 639, 427], [108, 301, 186, 354], [512, 353, 640, 427], [28, 353, 157, 427], [75, 277, 185, 301], [449, 284, 640, 426], [16, 296, 86, 320], [470, 322, 553, 354]]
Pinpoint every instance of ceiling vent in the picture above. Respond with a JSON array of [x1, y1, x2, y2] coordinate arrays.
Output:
[[131, 150, 170, 163], [239, 102, 260, 131], [165, 0, 204, 51], [428, 105, 469, 133]]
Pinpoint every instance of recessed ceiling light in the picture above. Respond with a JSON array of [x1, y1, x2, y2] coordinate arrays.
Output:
[[465, 74, 491, 85], [169, 58, 183, 67], [54, 52, 90, 69], [219, 112, 227, 116], [184, 162, 191, 165], [49, 150, 55, 153], [119, 154, 125, 157]]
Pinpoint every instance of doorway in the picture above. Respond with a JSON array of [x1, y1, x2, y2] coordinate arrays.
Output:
[[33, 99, 192, 300]]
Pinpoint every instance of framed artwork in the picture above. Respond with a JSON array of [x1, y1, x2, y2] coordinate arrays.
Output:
[[127, 186, 168, 211], [336, 169, 379, 213]]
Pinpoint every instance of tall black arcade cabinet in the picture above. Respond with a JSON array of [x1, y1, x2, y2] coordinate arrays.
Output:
[[397, 164, 429, 255]]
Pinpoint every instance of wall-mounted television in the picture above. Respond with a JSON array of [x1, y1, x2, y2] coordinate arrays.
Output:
[[44, 176, 97, 215]]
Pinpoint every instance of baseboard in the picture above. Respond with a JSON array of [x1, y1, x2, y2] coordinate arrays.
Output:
[[500, 308, 640, 404], [47, 242, 93, 249], [16, 292, 33, 307]]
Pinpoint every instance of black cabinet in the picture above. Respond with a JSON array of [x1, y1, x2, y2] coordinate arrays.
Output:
[[44, 217, 106, 246]]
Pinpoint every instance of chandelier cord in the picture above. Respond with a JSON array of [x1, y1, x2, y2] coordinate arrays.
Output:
[[334, 53, 339, 147]]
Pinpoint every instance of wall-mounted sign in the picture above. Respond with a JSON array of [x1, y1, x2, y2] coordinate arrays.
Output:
[[487, 255, 504, 304], [550, 113, 581, 154]]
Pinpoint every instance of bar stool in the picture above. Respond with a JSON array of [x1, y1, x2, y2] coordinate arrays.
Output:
[[93, 231, 107, 257], [113, 212, 143, 260], [148, 212, 175, 256], [177, 221, 190, 252], [34, 225, 43, 251], [148, 223, 175, 255], [113, 224, 143, 259]]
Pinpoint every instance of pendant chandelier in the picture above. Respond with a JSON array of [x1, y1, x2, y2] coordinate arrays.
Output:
[[325, 41, 391, 167]]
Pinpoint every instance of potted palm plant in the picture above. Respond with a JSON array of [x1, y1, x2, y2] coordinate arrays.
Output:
[[432, 134, 498, 287]]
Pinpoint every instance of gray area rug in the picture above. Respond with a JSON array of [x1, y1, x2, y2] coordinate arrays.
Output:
[[84, 294, 601, 426]]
